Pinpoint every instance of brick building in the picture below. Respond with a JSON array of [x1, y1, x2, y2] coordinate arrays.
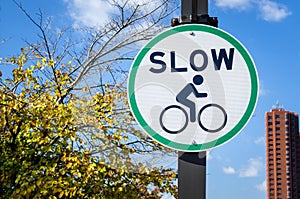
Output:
[[266, 108, 300, 198]]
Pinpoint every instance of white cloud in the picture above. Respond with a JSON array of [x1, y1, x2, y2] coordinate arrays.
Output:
[[64, 0, 116, 27], [258, 0, 292, 22], [215, 0, 253, 11], [254, 136, 265, 145], [259, 81, 268, 96], [128, 0, 162, 14], [64, 0, 166, 27], [214, 0, 291, 22], [239, 157, 264, 177], [255, 180, 267, 192], [223, 166, 236, 174]]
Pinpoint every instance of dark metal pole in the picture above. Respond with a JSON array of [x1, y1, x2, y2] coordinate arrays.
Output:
[[180, 0, 208, 23], [177, 1, 209, 199], [178, 151, 206, 199]]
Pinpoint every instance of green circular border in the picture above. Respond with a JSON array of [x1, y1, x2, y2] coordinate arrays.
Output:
[[128, 24, 259, 152]]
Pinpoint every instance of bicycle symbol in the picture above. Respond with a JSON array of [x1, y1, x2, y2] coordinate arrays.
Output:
[[159, 75, 227, 134], [159, 103, 227, 134]]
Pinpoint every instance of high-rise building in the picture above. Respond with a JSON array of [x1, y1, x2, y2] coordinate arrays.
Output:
[[265, 108, 300, 199]]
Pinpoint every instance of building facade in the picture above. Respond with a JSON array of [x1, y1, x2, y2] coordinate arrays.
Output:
[[266, 108, 300, 199]]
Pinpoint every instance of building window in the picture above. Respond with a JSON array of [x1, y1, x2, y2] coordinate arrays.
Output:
[[268, 115, 272, 120], [275, 114, 280, 119], [285, 120, 289, 125], [276, 127, 280, 131]]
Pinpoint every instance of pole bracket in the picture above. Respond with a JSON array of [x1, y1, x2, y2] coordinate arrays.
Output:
[[171, 0, 218, 27], [171, 14, 218, 27]]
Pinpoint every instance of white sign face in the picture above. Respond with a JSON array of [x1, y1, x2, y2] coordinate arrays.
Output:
[[128, 24, 259, 152]]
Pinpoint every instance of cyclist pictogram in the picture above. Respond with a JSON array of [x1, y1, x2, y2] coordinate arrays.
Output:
[[176, 75, 208, 122], [159, 75, 227, 134]]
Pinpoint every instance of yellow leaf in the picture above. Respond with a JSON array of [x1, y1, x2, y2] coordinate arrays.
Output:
[[37, 179, 42, 187], [36, 61, 41, 68], [70, 136, 75, 141], [59, 191, 64, 198], [99, 167, 106, 173], [66, 162, 72, 169], [35, 54, 42, 58]]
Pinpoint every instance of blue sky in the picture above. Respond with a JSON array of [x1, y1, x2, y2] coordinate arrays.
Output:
[[1, 0, 299, 198]]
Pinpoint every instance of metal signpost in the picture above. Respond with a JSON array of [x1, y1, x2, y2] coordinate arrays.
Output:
[[177, 1, 213, 198], [127, 0, 259, 198]]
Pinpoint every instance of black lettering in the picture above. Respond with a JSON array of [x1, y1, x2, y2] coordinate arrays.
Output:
[[190, 50, 208, 71], [171, 51, 187, 72], [211, 48, 234, 70], [149, 51, 166, 73]]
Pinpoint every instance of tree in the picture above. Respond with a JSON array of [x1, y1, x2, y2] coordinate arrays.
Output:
[[0, 1, 178, 198]]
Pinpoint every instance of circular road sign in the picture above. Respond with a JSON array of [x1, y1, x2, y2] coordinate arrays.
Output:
[[128, 24, 259, 152]]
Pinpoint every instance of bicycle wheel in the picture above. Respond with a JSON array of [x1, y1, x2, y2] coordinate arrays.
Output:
[[159, 105, 188, 134], [198, 103, 227, 133]]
